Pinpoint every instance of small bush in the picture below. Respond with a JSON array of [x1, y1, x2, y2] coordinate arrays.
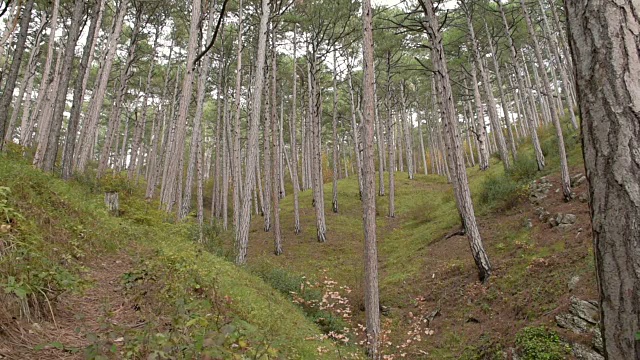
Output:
[[515, 326, 570, 360], [507, 155, 539, 183], [479, 174, 520, 209]]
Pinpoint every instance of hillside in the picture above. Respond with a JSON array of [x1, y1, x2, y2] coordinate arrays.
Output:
[[218, 124, 601, 359], [0, 154, 349, 359], [0, 124, 602, 360]]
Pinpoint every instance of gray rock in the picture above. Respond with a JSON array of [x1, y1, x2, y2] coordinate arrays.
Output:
[[571, 175, 587, 188], [540, 176, 550, 184], [568, 275, 581, 291], [556, 313, 592, 334], [570, 296, 600, 324], [593, 327, 603, 353], [524, 219, 533, 229], [534, 207, 545, 216], [572, 342, 604, 360], [579, 192, 590, 203], [562, 214, 577, 224], [558, 224, 574, 231], [539, 211, 551, 222]]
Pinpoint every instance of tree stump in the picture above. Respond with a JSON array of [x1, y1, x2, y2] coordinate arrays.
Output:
[[104, 192, 119, 216]]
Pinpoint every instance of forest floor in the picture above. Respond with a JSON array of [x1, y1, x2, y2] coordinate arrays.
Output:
[[220, 124, 599, 359]]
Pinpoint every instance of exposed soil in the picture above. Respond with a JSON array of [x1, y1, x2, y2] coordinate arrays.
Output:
[[0, 251, 140, 359]]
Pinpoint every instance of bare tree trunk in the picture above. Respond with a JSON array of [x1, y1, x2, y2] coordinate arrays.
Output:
[[419, 0, 492, 282], [235, 0, 270, 264], [289, 26, 301, 234], [270, 32, 282, 255], [521, 0, 571, 199], [400, 82, 414, 179], [418, 114, 428, 175], [35, 0, 85, 172], [62, 0, 104, 179], [565, 2, 640, 357], [0, 0, 35, 150], [129, 30, 159, 180], [468, 62, 490, 170], [75, 0, 128, 173], [262, 75, 272, 232], [160, 0, 201, 212], [346, 60, 364, 195], [332, 51, 339, 213], [484, 22, 518, 162], [496, 0, 545, 170], [361, 1, 381, 356], [374, 82, 385, 195], [7, 19, 44, 144], [232, 0, 244, 232], [309, 52, 327, 242], [180, 2, 217, 221]]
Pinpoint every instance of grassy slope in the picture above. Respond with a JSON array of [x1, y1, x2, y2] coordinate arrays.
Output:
[[0, 154, 345, 359], [236, 121, 597, 358]]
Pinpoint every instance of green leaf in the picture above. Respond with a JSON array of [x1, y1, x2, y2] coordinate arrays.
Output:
[[50, 341, 64, 350]]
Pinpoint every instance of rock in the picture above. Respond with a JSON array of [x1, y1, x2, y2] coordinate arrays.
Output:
[[534, 207, 545, 216], [562, 214, 577, 224], [579, 192, 590, 203], [593, 327, 603, 353], [571, 174, 587, 188], [568, 275, 581, 291], [540, 176, 550, 184], [558, 224, 573, 231], [548, 216, 559, 227], [524, 219, 533, 229], [556, 313, 592, 334], [570, 296, 600, 324], [572, 342, 604, 360], [539, 211, 551, 222]]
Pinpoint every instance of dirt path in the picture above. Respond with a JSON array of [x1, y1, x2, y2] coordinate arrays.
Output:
[[0, 252, 139, 359]]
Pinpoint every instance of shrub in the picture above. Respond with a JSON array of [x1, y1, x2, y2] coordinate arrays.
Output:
[[506, 155, 539, 183], [515, 326, 570, 360], [479, 174, 520, 210]]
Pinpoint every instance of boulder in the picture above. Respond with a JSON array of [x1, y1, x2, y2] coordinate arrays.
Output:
[[569, 297, 599, 324], [571, 174, 587, 188], [572, 342, 604, 360], [556, 313, 592, 334], [561, 214, 577, 225]]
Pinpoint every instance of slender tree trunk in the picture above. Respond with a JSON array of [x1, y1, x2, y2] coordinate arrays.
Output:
[[400, 82, 414, 179], [0, 0, 34, 150], [496, 0, 545, 170], [180, 2, 217, 221], [419, 0, 492, 282], [270, 32, 282, 255], [290, 26, 301, 234], [361, 1, 381, 356], [332, 51, 339, 213], [468, 66, 490, 170], [236, 0, 270, 264], [374, 82, 385, 195], [521, 0, 571, 199], [346, 61, 364, 195], [75, 0, 128, 173], [62, 0, 104, 179], [160, 0, 201, 211]]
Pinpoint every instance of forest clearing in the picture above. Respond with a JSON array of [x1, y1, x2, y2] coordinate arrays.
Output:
[[0, 0, 637, 358]]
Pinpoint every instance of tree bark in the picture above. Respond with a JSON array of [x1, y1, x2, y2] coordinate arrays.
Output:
[[565, 1, 640, 358], [0, 0, 34, 150], [419, 0, 492, 282], [361, 1, 381, 357], [521, 0, 572, 199], [235, 0, 270, 264]]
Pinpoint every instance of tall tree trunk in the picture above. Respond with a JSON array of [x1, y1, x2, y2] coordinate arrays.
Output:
[[180, 2, 217, 221], [160, 0, 201, 211], [400, 82, 414, 179], [332, 51, 339, 213], [386, 61, 395, 218], [289, 25, 301, 234], [374, 82, 385, 195], [270, 32, 282, 255], [565, 2, 640, 358], [419, 0, 492, 282], [468, 61, 490, 170], [496, 0, 545, 170], [309, 53, 327, 242], [232, 0, 244, 232], [484, 22, 518, 162], [520, 0, 571, 199], [235, 0, 270, 264], [346, 60, 364, 195], [0, 0, 35, 150], [75, 0, 128, 173], [35, 0, 85, 172], [361, 0, 381, 356], [62, 0, 105, 179]]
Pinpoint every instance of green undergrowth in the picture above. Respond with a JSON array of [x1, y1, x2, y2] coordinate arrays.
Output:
[[0, 155, 346, 359]]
